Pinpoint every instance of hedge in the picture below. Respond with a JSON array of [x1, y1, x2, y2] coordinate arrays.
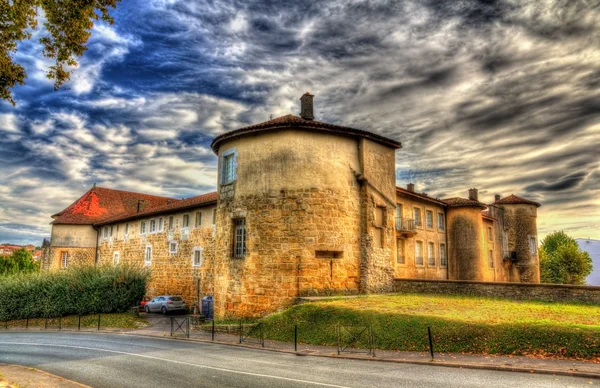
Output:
[[0, 265, 150, 321]]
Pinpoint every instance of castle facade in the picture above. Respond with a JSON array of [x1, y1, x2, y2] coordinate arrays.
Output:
[[44, 94, 541, 318]]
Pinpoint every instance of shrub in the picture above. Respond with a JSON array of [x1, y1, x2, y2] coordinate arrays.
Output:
[[0, 264, 150, 321]]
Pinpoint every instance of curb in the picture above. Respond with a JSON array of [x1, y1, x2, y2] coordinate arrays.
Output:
[[0, 363, 92, 388], [2, 329, 599, 380]]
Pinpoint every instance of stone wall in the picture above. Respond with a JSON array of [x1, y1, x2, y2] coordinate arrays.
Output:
[[43, 247, 96, 271], [502, 203, 539, 283], [393, 278, 600, 305]]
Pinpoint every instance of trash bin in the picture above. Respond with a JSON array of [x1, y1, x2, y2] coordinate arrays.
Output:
[[202, 296, 214, 320]]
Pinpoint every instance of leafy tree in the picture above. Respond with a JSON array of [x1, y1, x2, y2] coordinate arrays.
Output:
[[1, 0, 120, 105], [539, 231, 593, 285], [0, 248, 39, 276]]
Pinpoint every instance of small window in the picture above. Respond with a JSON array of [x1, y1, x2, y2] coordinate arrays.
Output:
[[144, 245, 152, 266], [212, 209, 217, 225], [489, 250, 494, 268], [61, 251, 69, 268], [113, 252, 119, 265], [221, 149, 237, 184], [109, 226, 113, 237], [103, 227, 108, 239], [488, 227, 493, 241], [438, 213, 444, 230], [168, 216, 174, 230], [182, 214, 190, 228], [529, 237, 537, 255], [233, 218, 246, 259], [192, 247, 204, 267], [428, 242, 435, 266], [158, 217, 164, 232], [169, 241, 178, 254], [195, 211, 202, 228], [125, 223, 129, 235], [149, 219, 157, 233], [140, 221, 147, 235], [440, 244, 447, 267], [415, 241, 423, 266], [426, 210, 433, 229], [414, 208, 422, 227], [397, 239, 405, 264]]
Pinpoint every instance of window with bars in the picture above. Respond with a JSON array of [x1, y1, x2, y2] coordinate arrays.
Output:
[[415, 241, 423, 266], [233, 218, 246, 259], [149, 219, 157, 233], [440, 244, 447, 267], [428, 242, 435, 266], [193, 248, 204, 267], [61, 251, 69, 268], [140, 221, 147, 235]]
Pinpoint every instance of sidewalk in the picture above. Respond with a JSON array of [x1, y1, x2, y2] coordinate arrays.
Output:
[[0, 364, 89, 388], [123, 314, 600, 379]]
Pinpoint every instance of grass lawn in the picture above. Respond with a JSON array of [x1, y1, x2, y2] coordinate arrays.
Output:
[[260, 294, 600, 360], [3, 312, 148, 330]]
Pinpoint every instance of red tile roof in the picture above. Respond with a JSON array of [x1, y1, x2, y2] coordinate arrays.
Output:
[[442, 197, 488, 209], [95, 191, 218, 226], [493, 194, 541, 207], [211, 114, 402, 153], [51, 186, 178, 225], [395, 187, 447, 206]]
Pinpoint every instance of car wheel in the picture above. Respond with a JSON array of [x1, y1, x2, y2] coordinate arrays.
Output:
[[161, 306, 167, 315], [145, 305, 150, 313]]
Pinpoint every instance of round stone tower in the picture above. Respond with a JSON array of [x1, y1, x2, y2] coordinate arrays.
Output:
[[445, 190, 488, 281], [493, 194, 541, 283], [209, 93, 401, 317]]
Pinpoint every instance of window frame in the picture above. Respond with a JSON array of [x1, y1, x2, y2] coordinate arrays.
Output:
[[169, 240, 178, 254], [103, 227, 108, 240], [438, 213, 445, 231], [113, 251, 120, 265], [425, 210, 433, 229], [182, 214, 190, 229], [233, 218, 247, 259], [192, 247, 204, 267], [144, 245, 152, 266], [413, 207, 422, 228], [140, 221, 147, 235], [529, 237, 537, 255], [415, 240, 424, 266], [149, 219, 157, 234], [220, 148, 238, 185], [427, 242, 435, 266], [489, 249, 494, 268], [488, 226, 493, 241], [440, 243, 447, 267], [396, 238, 405, 265], [195, 211, 202, 228], [61, 251, 69, 269], [158, 217, 164, 232], [168, 216, 174, 231]]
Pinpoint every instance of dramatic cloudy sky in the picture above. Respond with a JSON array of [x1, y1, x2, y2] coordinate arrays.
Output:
[[1, 0, 599, 245]]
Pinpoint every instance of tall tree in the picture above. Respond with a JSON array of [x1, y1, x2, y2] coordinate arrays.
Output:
[[539, 231, 593, 285], [0, 0, 120, 106], [0, 248, 39, 276]]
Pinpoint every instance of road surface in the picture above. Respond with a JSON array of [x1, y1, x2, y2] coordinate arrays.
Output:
[[0, 332, 593, 387]]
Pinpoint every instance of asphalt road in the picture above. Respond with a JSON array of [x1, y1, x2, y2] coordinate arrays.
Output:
[[0, 332, 593, 388]]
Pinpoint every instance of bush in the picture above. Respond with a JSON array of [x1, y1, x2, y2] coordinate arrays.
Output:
[[0, 248, 39, 276], [0, 265, 150, 321]]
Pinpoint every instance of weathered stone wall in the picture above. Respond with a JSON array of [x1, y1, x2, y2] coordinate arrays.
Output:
[[43, 247, 96, 271], [501, 204, 539, 283], [394, 193, 447, 279], [97, 206, 216, 306], [393, 278, 600, 305], [50, 224, 98, 248], [447, 206, 484, 280]]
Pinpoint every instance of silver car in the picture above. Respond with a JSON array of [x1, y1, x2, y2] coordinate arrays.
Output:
[[144, 295, 187, 314]]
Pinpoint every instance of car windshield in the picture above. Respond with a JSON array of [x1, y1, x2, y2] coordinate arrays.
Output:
[[169, 296, 183, 301]]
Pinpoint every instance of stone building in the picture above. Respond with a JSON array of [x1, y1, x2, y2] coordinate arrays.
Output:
[[45, 93, 541, 317]]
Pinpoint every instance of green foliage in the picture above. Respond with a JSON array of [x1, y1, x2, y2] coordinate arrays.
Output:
[[260, 295, 600, 360], [540, 231, 593, 285], [0, 248, 39, 276], [0, 264, 149, 321], [1, 0, 120, 105]]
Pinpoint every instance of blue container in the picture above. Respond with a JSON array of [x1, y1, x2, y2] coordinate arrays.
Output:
[[202, 296, 214, 320]]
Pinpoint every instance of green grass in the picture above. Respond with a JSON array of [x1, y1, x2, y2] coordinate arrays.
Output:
[[259, 294, 600, 360], [2, 312, 148, 329]]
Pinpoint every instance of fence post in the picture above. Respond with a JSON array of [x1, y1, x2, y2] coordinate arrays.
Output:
[[59, 316, 62, 330], [170, 317, 173, 336], [337, 324, 340, 355], [45, 317, 48, 329], [261, 323, 264, 348], [78, 315, 81, 331], [211, 319, 215, 341], [4, 321, 7, 330], [97, 314, 101, 331], [371, 326, 376, 358], [26, 318, 29, 329], [186, 317, 190, 338], [427, 326, 434, 360], [239, 320, 243, 344], [294, 325, 297, 352]]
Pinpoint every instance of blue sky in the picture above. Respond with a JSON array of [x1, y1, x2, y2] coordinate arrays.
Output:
[[1, 0, 599, 245]]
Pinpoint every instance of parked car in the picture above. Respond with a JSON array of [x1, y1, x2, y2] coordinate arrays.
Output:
[[138, 296, 151, 311], [144, 295, 187, 314]]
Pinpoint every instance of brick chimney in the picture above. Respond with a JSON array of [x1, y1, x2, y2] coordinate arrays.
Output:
[[300, 92, 314, 120], [468, 188, 478, 201], [494, 194, 501, 202], [407, 183, 415, 192]]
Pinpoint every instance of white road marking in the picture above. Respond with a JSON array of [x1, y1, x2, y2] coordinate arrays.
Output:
[[0, 341, 351, 388]]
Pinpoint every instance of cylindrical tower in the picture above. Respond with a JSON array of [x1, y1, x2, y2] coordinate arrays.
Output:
[[209, 94, 401, 317]]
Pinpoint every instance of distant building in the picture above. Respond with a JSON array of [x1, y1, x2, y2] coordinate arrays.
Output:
[[577, 238, 600, 286], [44, 93, 542, 318]]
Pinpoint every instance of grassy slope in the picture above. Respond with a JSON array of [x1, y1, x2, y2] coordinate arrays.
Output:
[[4, 312, 148, 329], [260, 294, 600, 360]]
